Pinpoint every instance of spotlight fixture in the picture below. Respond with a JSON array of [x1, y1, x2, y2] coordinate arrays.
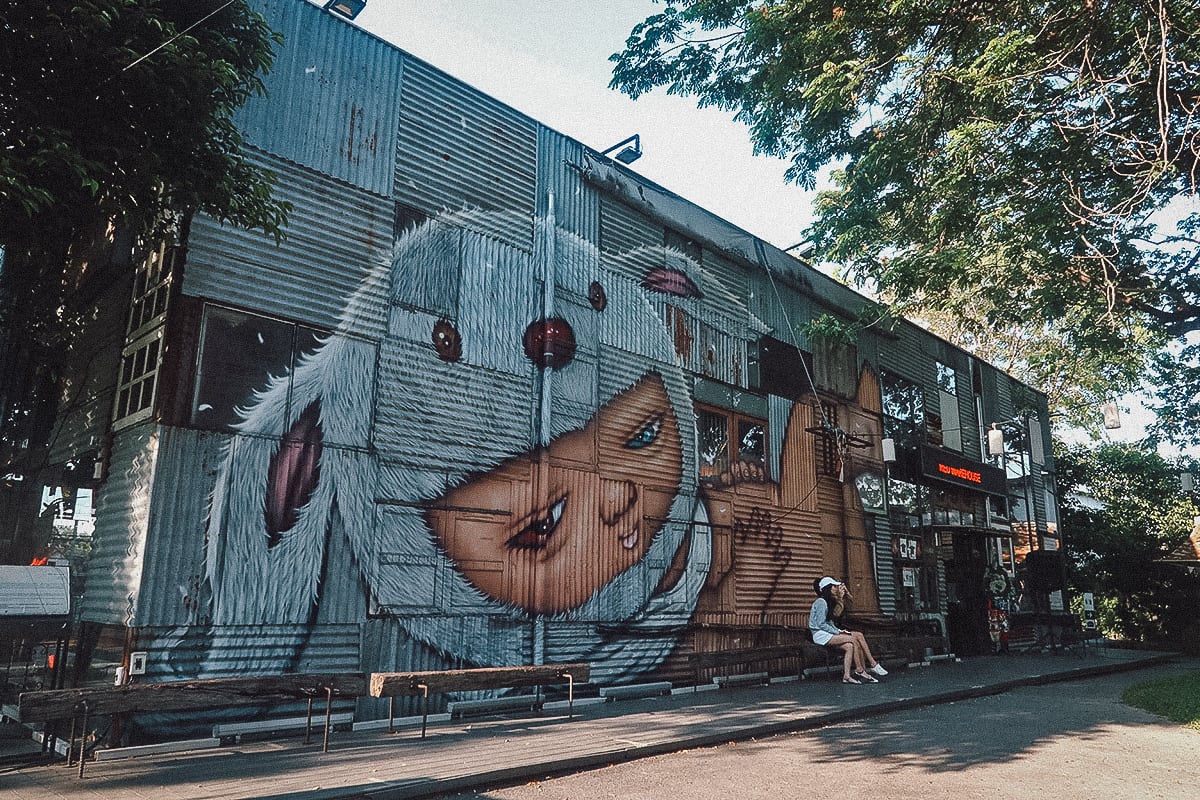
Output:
[[324, 0, 367, 21], [600, 134, 642, 165]]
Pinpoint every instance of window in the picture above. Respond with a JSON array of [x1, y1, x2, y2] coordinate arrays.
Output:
[[927, 411, 944, 447], [697, 405, 766, 488], [934, 360, 962, 451], [113, 244, 176, 428], [880, 371, 925, 436], [191, 306, 325, 434], [114, 330, 163, 426], [880, 370, 924, 480], [936, 361, 957, 395], [128, 242, 176, 339], [757, 335, 814, 399], [816, 401, 840, 477]]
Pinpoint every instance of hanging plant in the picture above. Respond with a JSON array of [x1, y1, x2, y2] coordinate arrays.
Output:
[[797, 314, 857, 346]]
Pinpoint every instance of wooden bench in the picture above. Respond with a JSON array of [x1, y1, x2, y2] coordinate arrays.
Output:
[[369, 663, 589, 738], [687, 645, 803, 689], [798, 629, 848, 676], [17, 673, 366, 776]]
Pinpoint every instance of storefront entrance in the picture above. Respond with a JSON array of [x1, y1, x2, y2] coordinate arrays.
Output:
[[944, 533, 992, 656]]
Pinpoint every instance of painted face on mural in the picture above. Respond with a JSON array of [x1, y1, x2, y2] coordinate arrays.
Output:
[[425, 371, 683, 614]]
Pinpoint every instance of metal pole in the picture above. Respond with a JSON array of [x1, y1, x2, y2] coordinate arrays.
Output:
[[322, 687, 332, 753], [77, 702, 89, 778]]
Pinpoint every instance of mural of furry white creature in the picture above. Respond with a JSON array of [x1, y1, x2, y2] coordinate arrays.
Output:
[[198, 204, 756, 688]]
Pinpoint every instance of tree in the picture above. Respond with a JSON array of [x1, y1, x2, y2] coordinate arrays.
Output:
[[1055, 441, 1200, 650], [611, 1, 1200, 439], [0, 0, 287, 258], [0, 1, 288, 474]]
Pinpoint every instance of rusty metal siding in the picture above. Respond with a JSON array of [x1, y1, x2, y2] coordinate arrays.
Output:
[[395, 57, 537, 230], [236, 0, 401, 197], [184, 151, 392, 332], [79, 424, 157, 625], [729, 487, 823, 615], [538, 127, 598, 242]]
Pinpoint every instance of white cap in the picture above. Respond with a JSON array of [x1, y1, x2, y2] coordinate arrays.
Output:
[[817, 576, 843, 591]]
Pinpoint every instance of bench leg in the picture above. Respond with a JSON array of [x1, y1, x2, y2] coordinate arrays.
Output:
[[387, 697, 395, 734], [567, 673, 575, 720], [77, 702, 89, 779], [66, 714, 77, 768], [419, 684, 429, 739], [304, 698, 313, 745], [323, 687, 333, 753]]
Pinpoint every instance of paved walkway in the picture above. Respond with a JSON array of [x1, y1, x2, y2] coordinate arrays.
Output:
[[0, 646, 1178, 800]]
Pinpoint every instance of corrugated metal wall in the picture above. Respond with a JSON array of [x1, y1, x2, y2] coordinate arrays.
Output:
[[184, 151, 393, 333], [236, 0, 402, 197], [600, 196, 662, 256], [47, 273, 129, 465], [395, 58, 538, 230], [537, 127, 598, 241], [80, 424, 157, 624], [134, 428, 227, 628], [75, 1, 1059, 704]]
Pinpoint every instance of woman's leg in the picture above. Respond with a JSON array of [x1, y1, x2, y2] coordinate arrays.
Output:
[[850, 631, 878, 667], [840, 642, 855, 679], [828, 634, 858, 680]]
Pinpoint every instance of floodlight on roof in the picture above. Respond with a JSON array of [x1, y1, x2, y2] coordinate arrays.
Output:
[[600, 134, 642, 165]]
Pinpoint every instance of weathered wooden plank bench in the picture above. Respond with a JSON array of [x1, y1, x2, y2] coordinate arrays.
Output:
[[687, 645, 803, 689], [17, 673, 366, 776], [369, 663, 590, 738]]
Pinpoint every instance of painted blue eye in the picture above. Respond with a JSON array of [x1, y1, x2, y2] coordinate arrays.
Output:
[[626, 417, 662, 449]]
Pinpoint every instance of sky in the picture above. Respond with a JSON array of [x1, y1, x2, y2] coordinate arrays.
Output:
[[343, 1, 1186, 457], [350, 0, 819, 251]]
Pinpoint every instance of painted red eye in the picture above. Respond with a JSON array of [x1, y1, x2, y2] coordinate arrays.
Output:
[[522, 317, 576, 370], [432, 319, 462, 362]]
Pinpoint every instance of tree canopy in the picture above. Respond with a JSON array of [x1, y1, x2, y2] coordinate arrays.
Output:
[[611, 1, 1200, 439], [0, 1, 288, 481], [1055, 441, 1199, 648], [0, 0, 288, 258]]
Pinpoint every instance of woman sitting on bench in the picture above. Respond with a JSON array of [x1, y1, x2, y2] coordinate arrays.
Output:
[[809, 576, 888, 684]]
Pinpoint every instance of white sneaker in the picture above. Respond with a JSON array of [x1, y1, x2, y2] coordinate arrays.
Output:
[[870, 663, 888, 676], [854, 670, 879, 683]]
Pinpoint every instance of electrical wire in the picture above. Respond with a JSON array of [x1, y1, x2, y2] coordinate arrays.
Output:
[[123, 0, 237, 72]]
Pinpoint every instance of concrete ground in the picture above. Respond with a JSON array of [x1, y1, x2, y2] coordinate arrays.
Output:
[[443, 658, 1200, 800], [0, 646, 1184, 800]]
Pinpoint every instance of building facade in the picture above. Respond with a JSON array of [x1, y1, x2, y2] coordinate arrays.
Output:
[[2, 1, 1062, 726]]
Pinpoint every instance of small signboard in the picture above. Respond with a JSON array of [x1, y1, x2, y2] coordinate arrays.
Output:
[[1082, 591, 1098, 630], [0, 565, 71, 617]]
